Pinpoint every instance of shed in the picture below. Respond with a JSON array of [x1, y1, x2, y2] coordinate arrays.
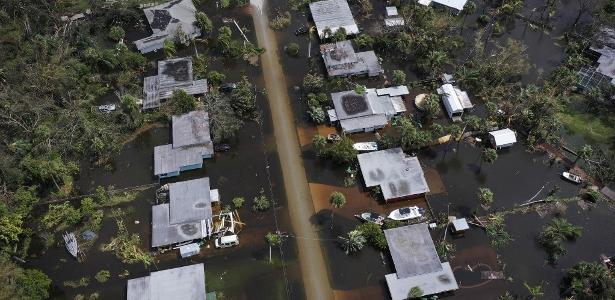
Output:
[[357, 148, 429, 201], [127, 263, 206, 300], [384, 6, 405, 27], [309, 0, 359, 39], [451, 218, 469, 233], [179, 243, 200, 258], [437, 83, 472, 121], [489, 128, 517, 149]]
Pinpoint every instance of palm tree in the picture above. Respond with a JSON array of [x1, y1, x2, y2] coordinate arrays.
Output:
[[524, 282, 544, 299], [408, 286, 423, 298], [330, 191, 346, 229], [339, 230, 365, 254], [480, 148, 498, 171], [265, 232, 282, 263], [477, 187, 494, 207], [574, 144, 593, 165]]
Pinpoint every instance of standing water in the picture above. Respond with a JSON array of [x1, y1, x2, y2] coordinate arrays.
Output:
[[250, 0, 334, 299]]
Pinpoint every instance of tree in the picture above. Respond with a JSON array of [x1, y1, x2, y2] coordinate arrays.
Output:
[[331, 27, 347, 42], [232, 197, 245, 208], [353, 84, 367, 95], [392, 70, 406, 85], [524, 282, 544, 299], [561, 261, 615, 298], [397, 117, 432, 151], [575, 144, 593, 165], [16, 269, 51, 300], [203, 92, 243, 143], [171, 90, 197, 115], [409, 286, 423, 298], [231, 76, 257, 119], [252, 189, 271, 211], [326, 136, 358, 166], [286, 42, 300, 57], [423, 94, 441, 119], [354, 33, 374, 49], [481, 148, 498, 166], [195, 12, 213, 35], [108, 26, 125, 42], [477, 187, 494, 207], [329, 191, 346, 229], [357, 222, 387, 250], [339, 230, 366, 254], [312, 134, 327, 156], [265, 232, 282, 263], [538, 218, 582, 263], [121, 95, 141, 128], [498, 291, 514, 300], [207, 71, 226, 85], [303, 73, 324, 92], [163, 39, 176, 57]]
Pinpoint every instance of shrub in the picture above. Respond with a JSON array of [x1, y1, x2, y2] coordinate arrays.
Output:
[[286, 42, 300, 57], [269, 11, 291, 29], [252, 189, 271, 211], [94, 270, 110, 283], [232, 197, 245, 208], [207, 71, 226, 85]]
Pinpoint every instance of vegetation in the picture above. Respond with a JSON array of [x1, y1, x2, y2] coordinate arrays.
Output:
[[481, 148, 498, 165], [423, 94, 442, 119], [108, 26, 125, 42], [265, 232, 282, 263], [477, 187, 494, 207], [207, 71, 226, 85], [171, 90, 197, 115], [0, 255, 51, 300], [232, 197, 245, 209], [356, 222, 388, 250], [63, 276, 90, 288], [538, 218, 582, 263], [286, 42, 300, 57], [195, 12, 213, 36], [269, 11, 291, 30], [485, 213, 512, 249], [102, 218, 153, 266], [303, 73, 324, 93], [524, 282, 545, 299], [561, 261, 615, 298], [315, 136, 358, 166], [409, 286, 424, 298], [94, 270, 110, 283], [329, 191, 346, 228], [203, 91, 243, 143], [339, 230, 366, 254], [231, 76, 258, 120], [252, 189, 271, 212], [392, 70, 406, 85]]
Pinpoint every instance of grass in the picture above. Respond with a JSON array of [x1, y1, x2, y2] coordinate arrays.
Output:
[[558, 104, 615, 145]]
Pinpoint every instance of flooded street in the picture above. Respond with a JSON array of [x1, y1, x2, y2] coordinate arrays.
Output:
[[250, 0, 334, 299]]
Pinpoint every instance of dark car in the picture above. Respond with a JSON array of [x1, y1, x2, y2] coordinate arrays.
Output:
[[214, 144, 231, 152], [294, 26, 308, 36], [218, 83, 237, 93]]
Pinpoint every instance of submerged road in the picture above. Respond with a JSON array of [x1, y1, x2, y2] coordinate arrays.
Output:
[[250, 1, 334, 299]]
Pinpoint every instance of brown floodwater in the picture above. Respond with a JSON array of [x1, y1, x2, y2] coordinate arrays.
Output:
[[250, 0, 334, 299]]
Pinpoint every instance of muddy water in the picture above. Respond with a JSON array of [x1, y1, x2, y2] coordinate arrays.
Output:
[[250, 0, 334, 299]]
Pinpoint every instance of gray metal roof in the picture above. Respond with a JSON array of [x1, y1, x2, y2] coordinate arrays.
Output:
[[320, 41, 381, 77], [384, 223, 443, 278], [385, 262, 458, 299], [309, 0, 359, 38], [127, 263, 206, 300], [153, 144, 210, 176], [169, 178, 213, 224], [143, 58, 208, 109], [151, 203, 206, 247], [340, 114, 388, 133], [134, 0, 201, 54], [357, 148, 429, 200], [452, 218, 469, 231], [172, 110, 212, 149]]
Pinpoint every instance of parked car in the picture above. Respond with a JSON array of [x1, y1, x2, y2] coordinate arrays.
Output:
[[215, 234, 239, 248], [294, 26, 308, 36], [214, 144, 231, 152], [218, 83, 237, 93], [98, 104, 116, 113]]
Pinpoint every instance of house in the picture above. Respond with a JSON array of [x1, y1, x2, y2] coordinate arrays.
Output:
[[309, 0, 359, 39], [417, 0, 468, 15], [154, 110, 213, 178], [384, 224, 459, 300], [489, 128, 517, 149], [328, 87, 407, 134], [578, 27, 615, 88], [143, 57, 208, 110], [134, 0, 201, 54], [320, 41, 382, 77], [151, 178, 219, 248], [357, 148, 429, 202], [437, 83, 473, 121], [384, 6, 405, 27], [127, 263, 206, 300]]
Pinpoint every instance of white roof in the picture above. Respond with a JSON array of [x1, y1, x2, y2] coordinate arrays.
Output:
[[327, 109, 339, 122], [127, 264, 206, 300], [385, 6, 399, 17], [432, 0, 468, 11], [438, 84, 464, 113], [179, 243, 200, 256], [489, 128, 517, 146], [418, 0, 433, 5], [376, 86, 409, 97], [386, 262, 459, 299], [452, 218, 469, 231], [309, 0, 359, 38], [592, 46, 615, 83]]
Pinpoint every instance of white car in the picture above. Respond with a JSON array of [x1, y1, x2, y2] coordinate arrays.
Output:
[[215, 234, 239, 248], [98, 104, 116, 113]]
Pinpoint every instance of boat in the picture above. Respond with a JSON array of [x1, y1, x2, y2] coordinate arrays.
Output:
[[63, 232, 79, 258], [327, 133, 341, 142], [562, 171, 582, 184], [388, 206, 424, 221], [353, 142, 378, 152], [354, 212, 385, 225]]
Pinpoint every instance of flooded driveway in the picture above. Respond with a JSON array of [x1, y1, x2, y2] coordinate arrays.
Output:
[[250, 0, 334, 299]]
